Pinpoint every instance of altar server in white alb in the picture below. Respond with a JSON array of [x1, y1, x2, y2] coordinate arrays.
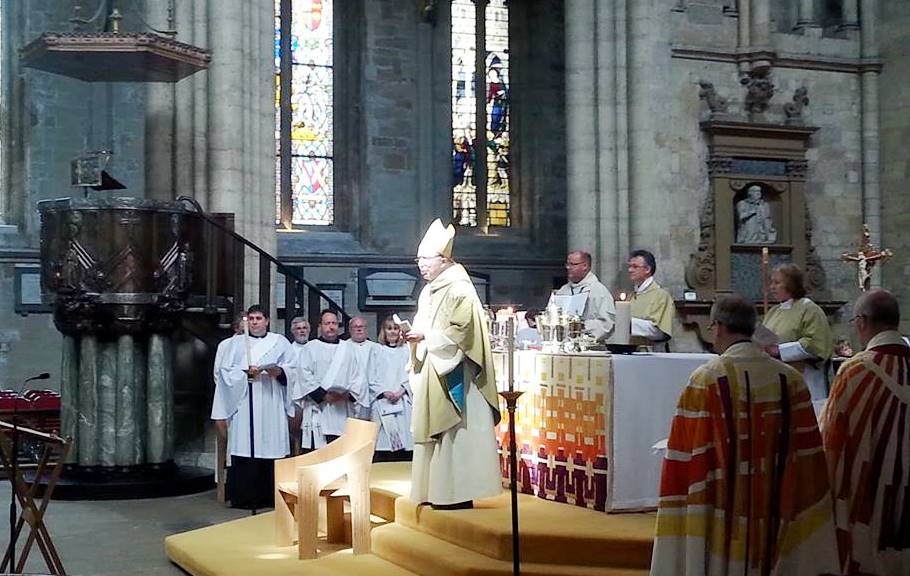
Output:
[[371, 316, 414, 461], [405, 218, 501, 509], [346, 316, 380, 422], [211, 304, 295, 509], [554, 250, 616, 341], [294, 309, 366, 445]]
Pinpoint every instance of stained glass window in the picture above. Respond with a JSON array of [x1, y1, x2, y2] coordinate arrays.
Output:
[[452, 0, 510, 229], [276, 0, 334, 227]]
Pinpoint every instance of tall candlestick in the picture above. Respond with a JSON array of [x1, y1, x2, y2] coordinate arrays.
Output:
[[613, 293, 631, 345], [242, 315, 253, 375]]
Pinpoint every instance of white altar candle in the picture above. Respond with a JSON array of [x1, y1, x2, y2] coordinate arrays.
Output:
[[613, 293, 631, 344]]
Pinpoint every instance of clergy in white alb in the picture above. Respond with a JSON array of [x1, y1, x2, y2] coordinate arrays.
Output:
[[405, 218, 501, 508], [372, 316, 414, 458], [346, 316, 380, 423], [293, 309, 366, 445], [211, 305, 295, 509], [554, 250, 616, 341]]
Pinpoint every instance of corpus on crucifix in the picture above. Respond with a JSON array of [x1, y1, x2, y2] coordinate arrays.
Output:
[[840, 224, 893, 292]]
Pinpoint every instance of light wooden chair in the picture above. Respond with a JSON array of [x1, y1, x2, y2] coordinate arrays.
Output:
[[274, 418, 379, 560]]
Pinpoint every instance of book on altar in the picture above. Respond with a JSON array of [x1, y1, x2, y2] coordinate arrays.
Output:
[[548, 293, 587, 316], [751, 324, 780, 347]]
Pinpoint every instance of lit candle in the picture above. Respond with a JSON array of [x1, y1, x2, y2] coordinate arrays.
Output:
[[613, 292, 631, 345]]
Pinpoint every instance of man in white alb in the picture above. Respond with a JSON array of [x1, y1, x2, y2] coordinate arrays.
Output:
[[211, 305, 295, 509], [294, 309, 365, 446], [553, 250, 616, 341]]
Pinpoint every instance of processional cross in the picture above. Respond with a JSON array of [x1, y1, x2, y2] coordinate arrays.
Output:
[[840, 224, 893, 292]]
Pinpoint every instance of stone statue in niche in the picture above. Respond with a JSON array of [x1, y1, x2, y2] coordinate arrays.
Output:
[[735, 185, 777, 244], [784, 87, 809, 124]]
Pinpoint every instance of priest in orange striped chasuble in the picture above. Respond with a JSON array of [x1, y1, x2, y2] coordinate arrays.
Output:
[[651, 295, 838, 576], [821, 289, 910, 576]]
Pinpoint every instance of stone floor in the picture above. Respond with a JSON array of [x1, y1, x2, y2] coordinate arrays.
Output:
[[0, 482, 247, 575]]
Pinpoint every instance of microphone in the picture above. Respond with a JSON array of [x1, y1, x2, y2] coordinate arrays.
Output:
[[25, 373, 50, 383]]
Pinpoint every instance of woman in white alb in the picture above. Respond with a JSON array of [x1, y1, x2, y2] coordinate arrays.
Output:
[[371, 317, 414, 461]]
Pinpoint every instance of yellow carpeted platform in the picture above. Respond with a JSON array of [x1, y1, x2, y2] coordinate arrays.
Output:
[[165, 462, 656, 576]]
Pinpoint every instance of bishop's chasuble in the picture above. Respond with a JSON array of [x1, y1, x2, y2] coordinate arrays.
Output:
[[762, 297, 833, 404], [821, 330, 910, 576], [631, 277, 675, 339], [651, 341, 838, 576], [410, 263, 502, 506]]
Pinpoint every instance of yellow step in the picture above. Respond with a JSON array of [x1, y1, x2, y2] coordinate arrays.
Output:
[[372, 522, 650, 576], [394, 494, 655, 569]]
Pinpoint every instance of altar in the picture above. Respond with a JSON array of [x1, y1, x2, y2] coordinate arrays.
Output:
[[493, 351, 715, 513]]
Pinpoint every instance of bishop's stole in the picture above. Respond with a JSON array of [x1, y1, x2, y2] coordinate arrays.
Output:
[[820, 330, 910, 576], [651, 341, 838, 576]]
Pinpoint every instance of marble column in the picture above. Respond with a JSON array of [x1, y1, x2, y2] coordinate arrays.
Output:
[[147, 334, 173, 464], [77, 335, 98, 466], [859, 0, 881, 287], [60, 335, 79, 464]]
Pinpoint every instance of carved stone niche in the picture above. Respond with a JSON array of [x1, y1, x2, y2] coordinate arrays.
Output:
[[679, 120, 842, 345]]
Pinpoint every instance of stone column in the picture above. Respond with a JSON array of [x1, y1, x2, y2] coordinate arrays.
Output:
[[859, 0, 881, 286], [565, 0, 599, 257], [736, 0, 751, 75], [749, 0, 771, 48], [77, 335, 98, 466], [208, 0, 276, 306], [60, 335, 79, 464], [842, 0, 860, 31], [565, 0, 630, 286], [794, 0, 818, 31], [146, 334, 173, 464], [144, 0, 175, 201]]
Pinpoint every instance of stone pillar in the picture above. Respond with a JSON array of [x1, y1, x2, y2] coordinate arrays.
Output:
[[750, 0, 771, 48], [565, 0, 599, 258], [859, 0, 881, 286], [208, 0, 276, 306], [794, 0, 819, 31], [60, 335, 79, 464], [736, 0, 751, 74], [97, 341, 118, 467], [565, 0, 630, 286], [144, 0, 176, 201], [842, 0, 860, 31], [77, 335, 98, 466], [147, 334, 173, 464]]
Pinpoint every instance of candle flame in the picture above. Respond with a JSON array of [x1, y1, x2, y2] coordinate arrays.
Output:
[[620, 292, 626, 301]]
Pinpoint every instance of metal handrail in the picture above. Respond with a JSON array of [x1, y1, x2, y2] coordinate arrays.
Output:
[[176, 196, 351, 326]]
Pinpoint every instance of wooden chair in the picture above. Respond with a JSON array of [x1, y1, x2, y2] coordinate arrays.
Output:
[[274, 418, 378, 560]]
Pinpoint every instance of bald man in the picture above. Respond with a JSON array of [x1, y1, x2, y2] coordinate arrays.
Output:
[[821, 289, 910, 575]]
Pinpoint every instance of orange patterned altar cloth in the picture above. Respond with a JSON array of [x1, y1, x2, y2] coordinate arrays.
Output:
[[494, 351, 714, 513]]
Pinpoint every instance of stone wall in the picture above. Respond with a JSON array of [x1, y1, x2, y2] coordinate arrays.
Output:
[[878, 1, 910, 332]]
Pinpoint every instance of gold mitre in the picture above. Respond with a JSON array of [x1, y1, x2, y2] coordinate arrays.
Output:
[[417, 218, 455, 258]]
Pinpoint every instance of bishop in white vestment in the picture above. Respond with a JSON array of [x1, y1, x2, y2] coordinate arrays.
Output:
[[406, 219, 502, 508]]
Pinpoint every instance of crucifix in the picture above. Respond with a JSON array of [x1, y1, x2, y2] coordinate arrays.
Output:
[[840, 224, 893, 292]]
